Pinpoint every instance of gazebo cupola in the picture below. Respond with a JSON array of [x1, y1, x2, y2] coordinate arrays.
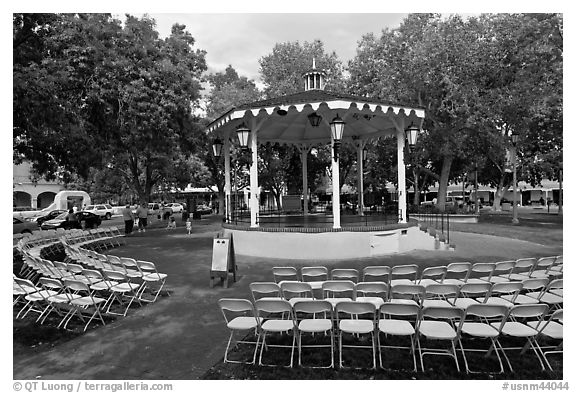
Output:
[[302, 58, 326, 91]]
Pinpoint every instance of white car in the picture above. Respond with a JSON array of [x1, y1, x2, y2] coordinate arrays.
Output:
[[83, 204, 114, 220], [165, 203, 184, 213]]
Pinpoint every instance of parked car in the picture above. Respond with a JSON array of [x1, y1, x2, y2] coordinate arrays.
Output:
[[165, 203, 184, 213], [33, 209, 68, 225], [13, 217, 38, 234], [41, 211, 101, 230], [83, 204, 114, 220], [195, 204, 213, 215], [148, 203, 161, 216]]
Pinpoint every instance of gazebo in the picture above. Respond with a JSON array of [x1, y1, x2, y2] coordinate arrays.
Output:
[[208, 62, 428, 259]]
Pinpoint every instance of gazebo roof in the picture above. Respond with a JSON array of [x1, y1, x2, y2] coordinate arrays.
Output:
[[208, 89, 425, 145]]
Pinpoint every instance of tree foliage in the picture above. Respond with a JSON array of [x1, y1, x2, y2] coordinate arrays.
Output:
[[13, 13, 207, 202]]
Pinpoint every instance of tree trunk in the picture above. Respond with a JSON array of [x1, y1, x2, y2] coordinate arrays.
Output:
[[436, 156, 453, 212], [492, 174, 507, 212]]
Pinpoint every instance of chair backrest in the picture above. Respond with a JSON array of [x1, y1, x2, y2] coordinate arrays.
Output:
[[301, 266, 328, 282], [421, 306, 464, 321], [459, 304, 508, 333], [322, 280, 355, 299], [67, 263, 84, 274], [293, 299, 333, 315], [14, 277, 38, 292], [335, 300, 376, 317], [510, 257, 538, 275], [390, 284, 426, 304], [534, 256, 556, 270], [249, 282, 281, 301], [121, 257, 140, 270], [39, 277, 64, 291], [418, 266, 447, 283], [507, 304, 548, 319], [362, 266, 391, 282], [218, 298, 257, 324], [103, 269, 126, 281], [489, 281, 523, 296], [458, 282, 492, 301], [63, 279, 90, 293], [390, 264, 418, 277], [379, 302, 420, 318], [547, 278, 563, 290], [355, 282, 388, 300], [280, 281, 313, 300], [492, 260, 516, 275], [424, 283, 459, 302], [330, 268, 359, 283], [255, 299, 293, 315], [445, 262, 471, 279], [469, 262, 496, 278], [82, 269, 104, 281], [272, 266, 298, 283], [521, 278, 549, 292], [137, 260, 158, 273]]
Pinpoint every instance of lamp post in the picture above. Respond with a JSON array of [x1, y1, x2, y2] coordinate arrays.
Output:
[[330, 114, 345, 228], [511, 131, 519, 225], [404, 122, 420, 217]]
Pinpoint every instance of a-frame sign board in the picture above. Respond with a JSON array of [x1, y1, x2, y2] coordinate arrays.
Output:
[[209, 232, 237, 288]]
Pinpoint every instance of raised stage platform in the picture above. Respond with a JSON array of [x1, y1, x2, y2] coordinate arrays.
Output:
[[222, 214, 442, 260]]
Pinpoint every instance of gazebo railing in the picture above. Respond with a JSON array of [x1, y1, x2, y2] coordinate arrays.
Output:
[[409, 206, 451, 244]]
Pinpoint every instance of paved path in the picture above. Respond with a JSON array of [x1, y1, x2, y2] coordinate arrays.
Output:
[[12, 218, 562, 380]]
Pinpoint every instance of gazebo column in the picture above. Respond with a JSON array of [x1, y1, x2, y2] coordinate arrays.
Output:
[[397, 130, 407, 223], [224, 138, 231, 223], [249, 132, 259, 228], [332, 139, 341, 229], [356, 141, 365, 216], [299, 145, 311, 216]]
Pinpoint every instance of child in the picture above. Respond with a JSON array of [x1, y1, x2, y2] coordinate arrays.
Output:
[[166, 216, 176, 230], [186, 217, 192, 235]]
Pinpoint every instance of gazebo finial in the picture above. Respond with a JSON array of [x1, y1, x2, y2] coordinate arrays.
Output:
[[312, 57, 316, 69], [303, 58, 326, 91]]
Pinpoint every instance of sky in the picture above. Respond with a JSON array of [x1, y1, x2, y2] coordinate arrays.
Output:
[[145, 13, 408, 85]]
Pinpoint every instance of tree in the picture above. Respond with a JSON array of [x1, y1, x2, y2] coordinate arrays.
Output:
[[14, 14, 208, 203]]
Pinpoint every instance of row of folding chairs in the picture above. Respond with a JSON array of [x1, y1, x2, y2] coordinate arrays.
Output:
[[63, 244, 168, 304], [251, 278, 563, 314], [272, 256, 563, 289], [219, 298, 563, 372]]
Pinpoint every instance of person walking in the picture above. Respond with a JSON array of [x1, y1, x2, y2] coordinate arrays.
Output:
[[135, 203, 149, 233], [122, 204, 135, 235]]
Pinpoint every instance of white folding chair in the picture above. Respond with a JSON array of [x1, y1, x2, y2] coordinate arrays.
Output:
[[502, 278, 549, 305], [422, 283, 459, 308], [336, 301, 377, 369], [453, 282, 492, 310], [60, 279, 107, 331], [482, 282, 523, 308], [389, 264, 418, 286], [321, 280, 355, 308], [272, 266, 298, 284], [293, 300, 334, 368], [378, 302, 420, 371], [506, 258, 538, 281], [301, 266, 328, 290], [528, 309, 563, 371], [527, 256, 557, 278], [218, 298, 262, 365], [457, 304, 510, 374], [14, 277, 46, 320], [417, 266, 447, 287], [525, 278, 563, 310], [37, 277, 80, 325], [136, 260, 168, 303], [465, 262, 496, 284], [255, 299, 297, 367], [417, 306, 465, 372], [362, 265, 391, 283], [249, 282, 282, 302], [280, 281, 314, 306], [102, 270, 142, 316], [493, 304, 549, 372], [389, 284, 425, 306], [330, 268, 359, 284], [443, 262, 471, 286], [485, 260, 516, 283], [355, 281, 388, 309]]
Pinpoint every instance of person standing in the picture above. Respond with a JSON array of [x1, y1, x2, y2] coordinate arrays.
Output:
[[135, 203, 149, 233], [122, 204, 135, 235]]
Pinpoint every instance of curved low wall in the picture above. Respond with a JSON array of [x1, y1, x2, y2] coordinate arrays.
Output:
[[223, 223, 438, 260]]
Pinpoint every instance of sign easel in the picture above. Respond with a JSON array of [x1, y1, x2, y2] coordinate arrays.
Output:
[[209, 232, 237, 288]]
